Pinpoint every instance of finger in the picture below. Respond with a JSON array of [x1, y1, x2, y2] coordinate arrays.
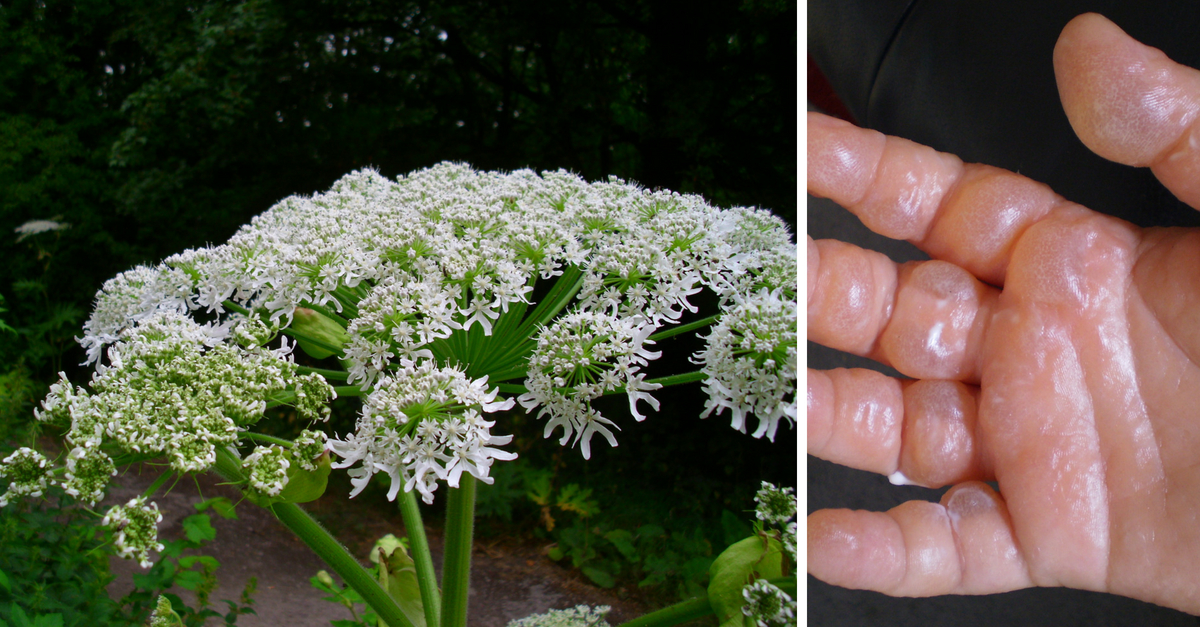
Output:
[[807, 483, 1033, 596], [808, 238, 999, 381], [808, 368, 991, 487], [1055, 13, 1200, 208], [808, 111, 1065, 285]]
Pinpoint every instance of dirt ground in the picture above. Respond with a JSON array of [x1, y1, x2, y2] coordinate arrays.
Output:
[[103, 462, 652, 627]]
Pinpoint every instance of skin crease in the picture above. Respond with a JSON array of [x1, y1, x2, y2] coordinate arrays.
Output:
[[808, 13, 1200, 614]]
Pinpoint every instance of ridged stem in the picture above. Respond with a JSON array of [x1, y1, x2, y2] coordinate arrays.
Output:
[[439, 476, 476, 627], [398, 488, 441, 627]]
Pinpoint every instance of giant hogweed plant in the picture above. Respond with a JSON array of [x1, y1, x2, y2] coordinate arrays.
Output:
[[4, 164, 796, 627]]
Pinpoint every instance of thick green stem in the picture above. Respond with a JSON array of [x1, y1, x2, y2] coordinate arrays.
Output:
[[615, 594, 713, 627], [399, 489, 441, 627], [440, 476, 476, 627], [211, 447, 413, 627], [616, 576, 796, 627]]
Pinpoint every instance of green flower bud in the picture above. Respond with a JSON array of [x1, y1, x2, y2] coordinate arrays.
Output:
[[291, 308, 348, 359]]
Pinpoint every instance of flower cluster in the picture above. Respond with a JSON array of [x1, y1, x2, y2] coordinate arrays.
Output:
[[694, 289, 797, 442], [102, 496, 165, 568], [517, 312, 661, 459], [754, 481, 797, 563], [26, 162, 794, 510], [37, 313, 330, 479], [507, 605, 611, 627], [243, 444, 291, 497], [328, 363, 516, 504], [61, 445, 116, 505], [740, 579, 796, 627], [0, 448, 53, 506]]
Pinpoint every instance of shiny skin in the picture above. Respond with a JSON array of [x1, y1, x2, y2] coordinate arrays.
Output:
[[807, 13, 1200, 613]]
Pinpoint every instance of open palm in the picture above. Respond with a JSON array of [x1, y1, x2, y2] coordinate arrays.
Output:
[[808, 13, 1200, 614]]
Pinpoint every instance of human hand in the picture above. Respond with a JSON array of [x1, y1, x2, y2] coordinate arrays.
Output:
[[808, 13, 1200, 613]]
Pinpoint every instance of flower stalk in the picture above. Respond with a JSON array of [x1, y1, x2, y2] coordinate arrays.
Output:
[[212, 447, 414, 627], [399, 488, 441, 627], [439, 477, 477, 627]]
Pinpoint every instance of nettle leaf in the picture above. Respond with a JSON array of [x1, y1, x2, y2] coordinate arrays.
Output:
[[182, 514, 217, 543], [707, 535, 784, 627]]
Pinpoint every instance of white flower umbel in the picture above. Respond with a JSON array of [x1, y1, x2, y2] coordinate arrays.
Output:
[[102, 496, 165, 568], [61, 445, 117, 506], [740, 579, 796, 627], [39, 312, 332, 481], [694, 289, 797, 442], [243, 444, 291, 497], [753, 481, 797, 527], [14, 218, 70, 242], [29, 162, 796, 512], [518, 311, 662, 459], [0, 447, 53, 506], [507, 605, 611, 627], [328, 363, 516, 504]]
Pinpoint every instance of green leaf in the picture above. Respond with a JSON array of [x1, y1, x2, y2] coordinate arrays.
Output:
[[603, 529, 639, 563], [581, 566, 615, 589], [0, 569, 10, 593], [372, 534, 430, 627], [182, 514, 217, 543], [546, 546, 564, 561], [8, 605, 30, 627], [707, 535, 784, 627], [31, 615, 62, 627], [178, 555, 220, 571], [174, 569, 205, 591], [195, 496, 238, 519]]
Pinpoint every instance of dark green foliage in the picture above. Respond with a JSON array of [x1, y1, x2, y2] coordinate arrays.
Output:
[[0, 488, 122, 627]]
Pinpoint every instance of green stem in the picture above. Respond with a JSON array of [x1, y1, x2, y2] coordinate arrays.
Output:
[[616, 576, 796, 627], [222, 300, 252, 316], [239, 432, 295, 448], [647, 314, 718, 342], [494, 383, 529, 395], [142, 470, 174, 499], [440, 476, 476, 627], [211, 447, 413, 627], [296, 365, 350, 381], [334, 385, 366, 398], [616, 595, 712, 627], [399, 489, 441, 627], [601, 371, 708, 397]]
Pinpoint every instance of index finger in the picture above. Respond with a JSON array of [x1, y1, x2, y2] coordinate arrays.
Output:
[[808, 112, 1067, 286]]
